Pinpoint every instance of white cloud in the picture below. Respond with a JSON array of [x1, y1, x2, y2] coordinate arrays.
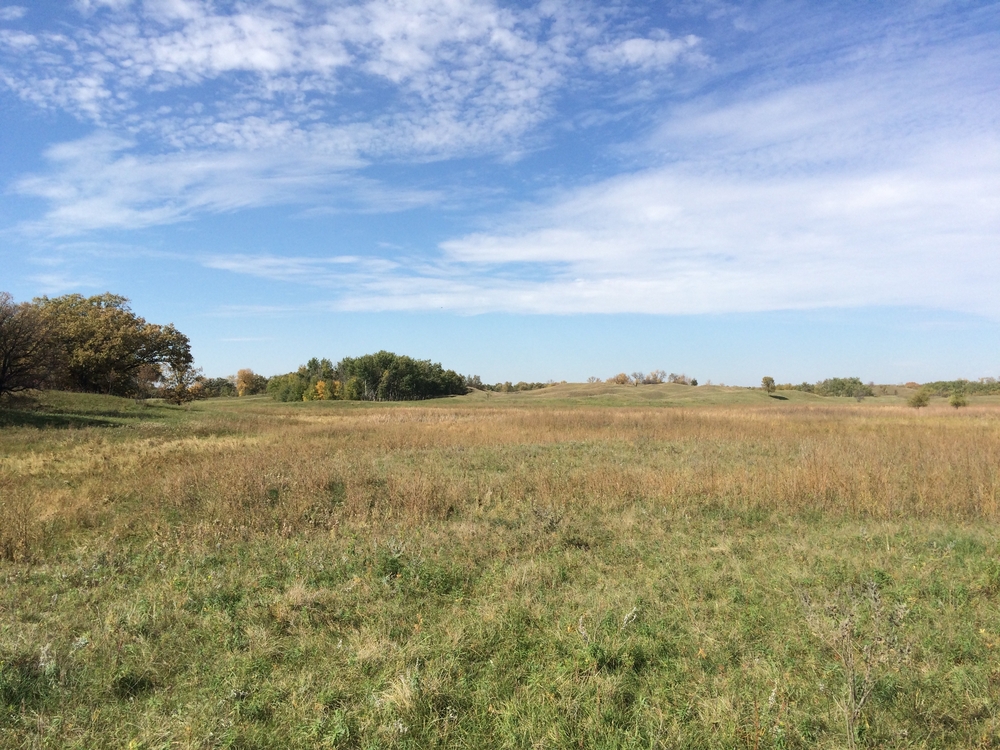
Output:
[[431, 142, 1000, 316], [198, 45, 1000, 318], [167, 155, 1000, 319], [588, 32, 702, 71], [74, 0, 134, 11], [0, 29, 35, 48], [0, 6, 26, 21], [1, 0, 700, 232], [14, 131, 374, 233], [0, 0, 694, 153], [420, 54, 1000, 316]]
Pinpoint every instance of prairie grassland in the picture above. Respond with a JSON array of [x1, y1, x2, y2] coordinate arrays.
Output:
[[2, 390, 1000, 749]]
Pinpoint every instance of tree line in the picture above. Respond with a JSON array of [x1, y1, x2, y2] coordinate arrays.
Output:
[[762, 376, 992, 408], [586, 371, 698, 386], [1, 292, 478, 405], [769, 377, 876, 398], [0, 292, 194, 402]]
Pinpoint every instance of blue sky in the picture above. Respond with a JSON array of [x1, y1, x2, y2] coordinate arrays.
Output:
[[1, 0, 998, 384]]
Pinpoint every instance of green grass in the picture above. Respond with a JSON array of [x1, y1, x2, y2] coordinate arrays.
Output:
[[2, 390, 1000, 748]]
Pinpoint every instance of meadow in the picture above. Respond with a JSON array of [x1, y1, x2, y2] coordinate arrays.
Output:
[[2, 385, 1000, 749]]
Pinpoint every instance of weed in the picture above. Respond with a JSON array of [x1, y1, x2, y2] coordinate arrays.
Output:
[[802, 580, 910, 749]]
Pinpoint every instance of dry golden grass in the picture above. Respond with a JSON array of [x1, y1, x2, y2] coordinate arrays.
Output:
[[5, 402, 999, 551]]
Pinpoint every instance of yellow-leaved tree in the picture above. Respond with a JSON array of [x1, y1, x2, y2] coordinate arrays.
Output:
[[236, 368, 268, 397]]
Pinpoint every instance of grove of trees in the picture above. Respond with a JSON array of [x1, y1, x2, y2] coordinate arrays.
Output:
[[0, 292, 194, 401], [588, 371, 697, 386], [775, 377, 875, 398], [268, 352, 467, 402], [920, 379, 1000, 397]]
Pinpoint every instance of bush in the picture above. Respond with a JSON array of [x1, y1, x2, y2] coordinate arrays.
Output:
[[196, 377, 238, 398], [816, 377, 874, 398], [908, 390, 930, 409]]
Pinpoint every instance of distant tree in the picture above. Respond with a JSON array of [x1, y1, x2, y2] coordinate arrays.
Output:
[[914, 379, 1000, 397], [161, 363, 201, 404], [271, 373, 309, 401], [690, 379, 698, 386], [630, 372, 644, 386], [482, 380, 552, 392], [907, 390, 930, 409], [236, 368, 268, 396], [586, 376, 602, 384], [610, 373, 630, 385], [236, 368, 254, 397], [816, 377, 874, 398], [197, 377, 238, 398], [342, 376, 364, 400], [949, 391, 968, 409], [761, 376, 776, 394], [0, 292, 49, 398]]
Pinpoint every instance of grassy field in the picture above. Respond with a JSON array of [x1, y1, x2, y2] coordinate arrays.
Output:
[[2, 385, 1000, 749]]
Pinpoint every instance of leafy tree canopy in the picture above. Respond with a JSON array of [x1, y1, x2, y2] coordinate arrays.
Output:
[[777, 377, 875, 398], [33, 293, 192, 397], [269, 352, 466, 402]]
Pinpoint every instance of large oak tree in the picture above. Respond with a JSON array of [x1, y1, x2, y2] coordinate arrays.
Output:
[[33, 293, 193, 397]]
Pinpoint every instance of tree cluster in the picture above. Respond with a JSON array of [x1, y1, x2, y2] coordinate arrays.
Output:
[[190, 369, 268, 399], [476, 380, 556, 393], [775, 377, 875, 399], [0, 292, 194, 402], [267, 358, 337, 402], [268, 352, 467, 402], [589, 371, 697, 386], [193, 377, 239, 399], [917, 379, 1000, 397]]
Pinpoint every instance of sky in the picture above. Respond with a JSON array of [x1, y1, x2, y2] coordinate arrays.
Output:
[[1, 0, 998, 384]]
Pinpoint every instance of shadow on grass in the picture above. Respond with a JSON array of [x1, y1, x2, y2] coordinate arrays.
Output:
[[0, 394, 174, 429], [768, 394, 789, 400], [0, 409, 119, 429]]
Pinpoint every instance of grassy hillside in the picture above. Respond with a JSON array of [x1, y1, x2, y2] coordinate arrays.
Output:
[[2, 391, 1000, 748], [483, 382, 833, 406]]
